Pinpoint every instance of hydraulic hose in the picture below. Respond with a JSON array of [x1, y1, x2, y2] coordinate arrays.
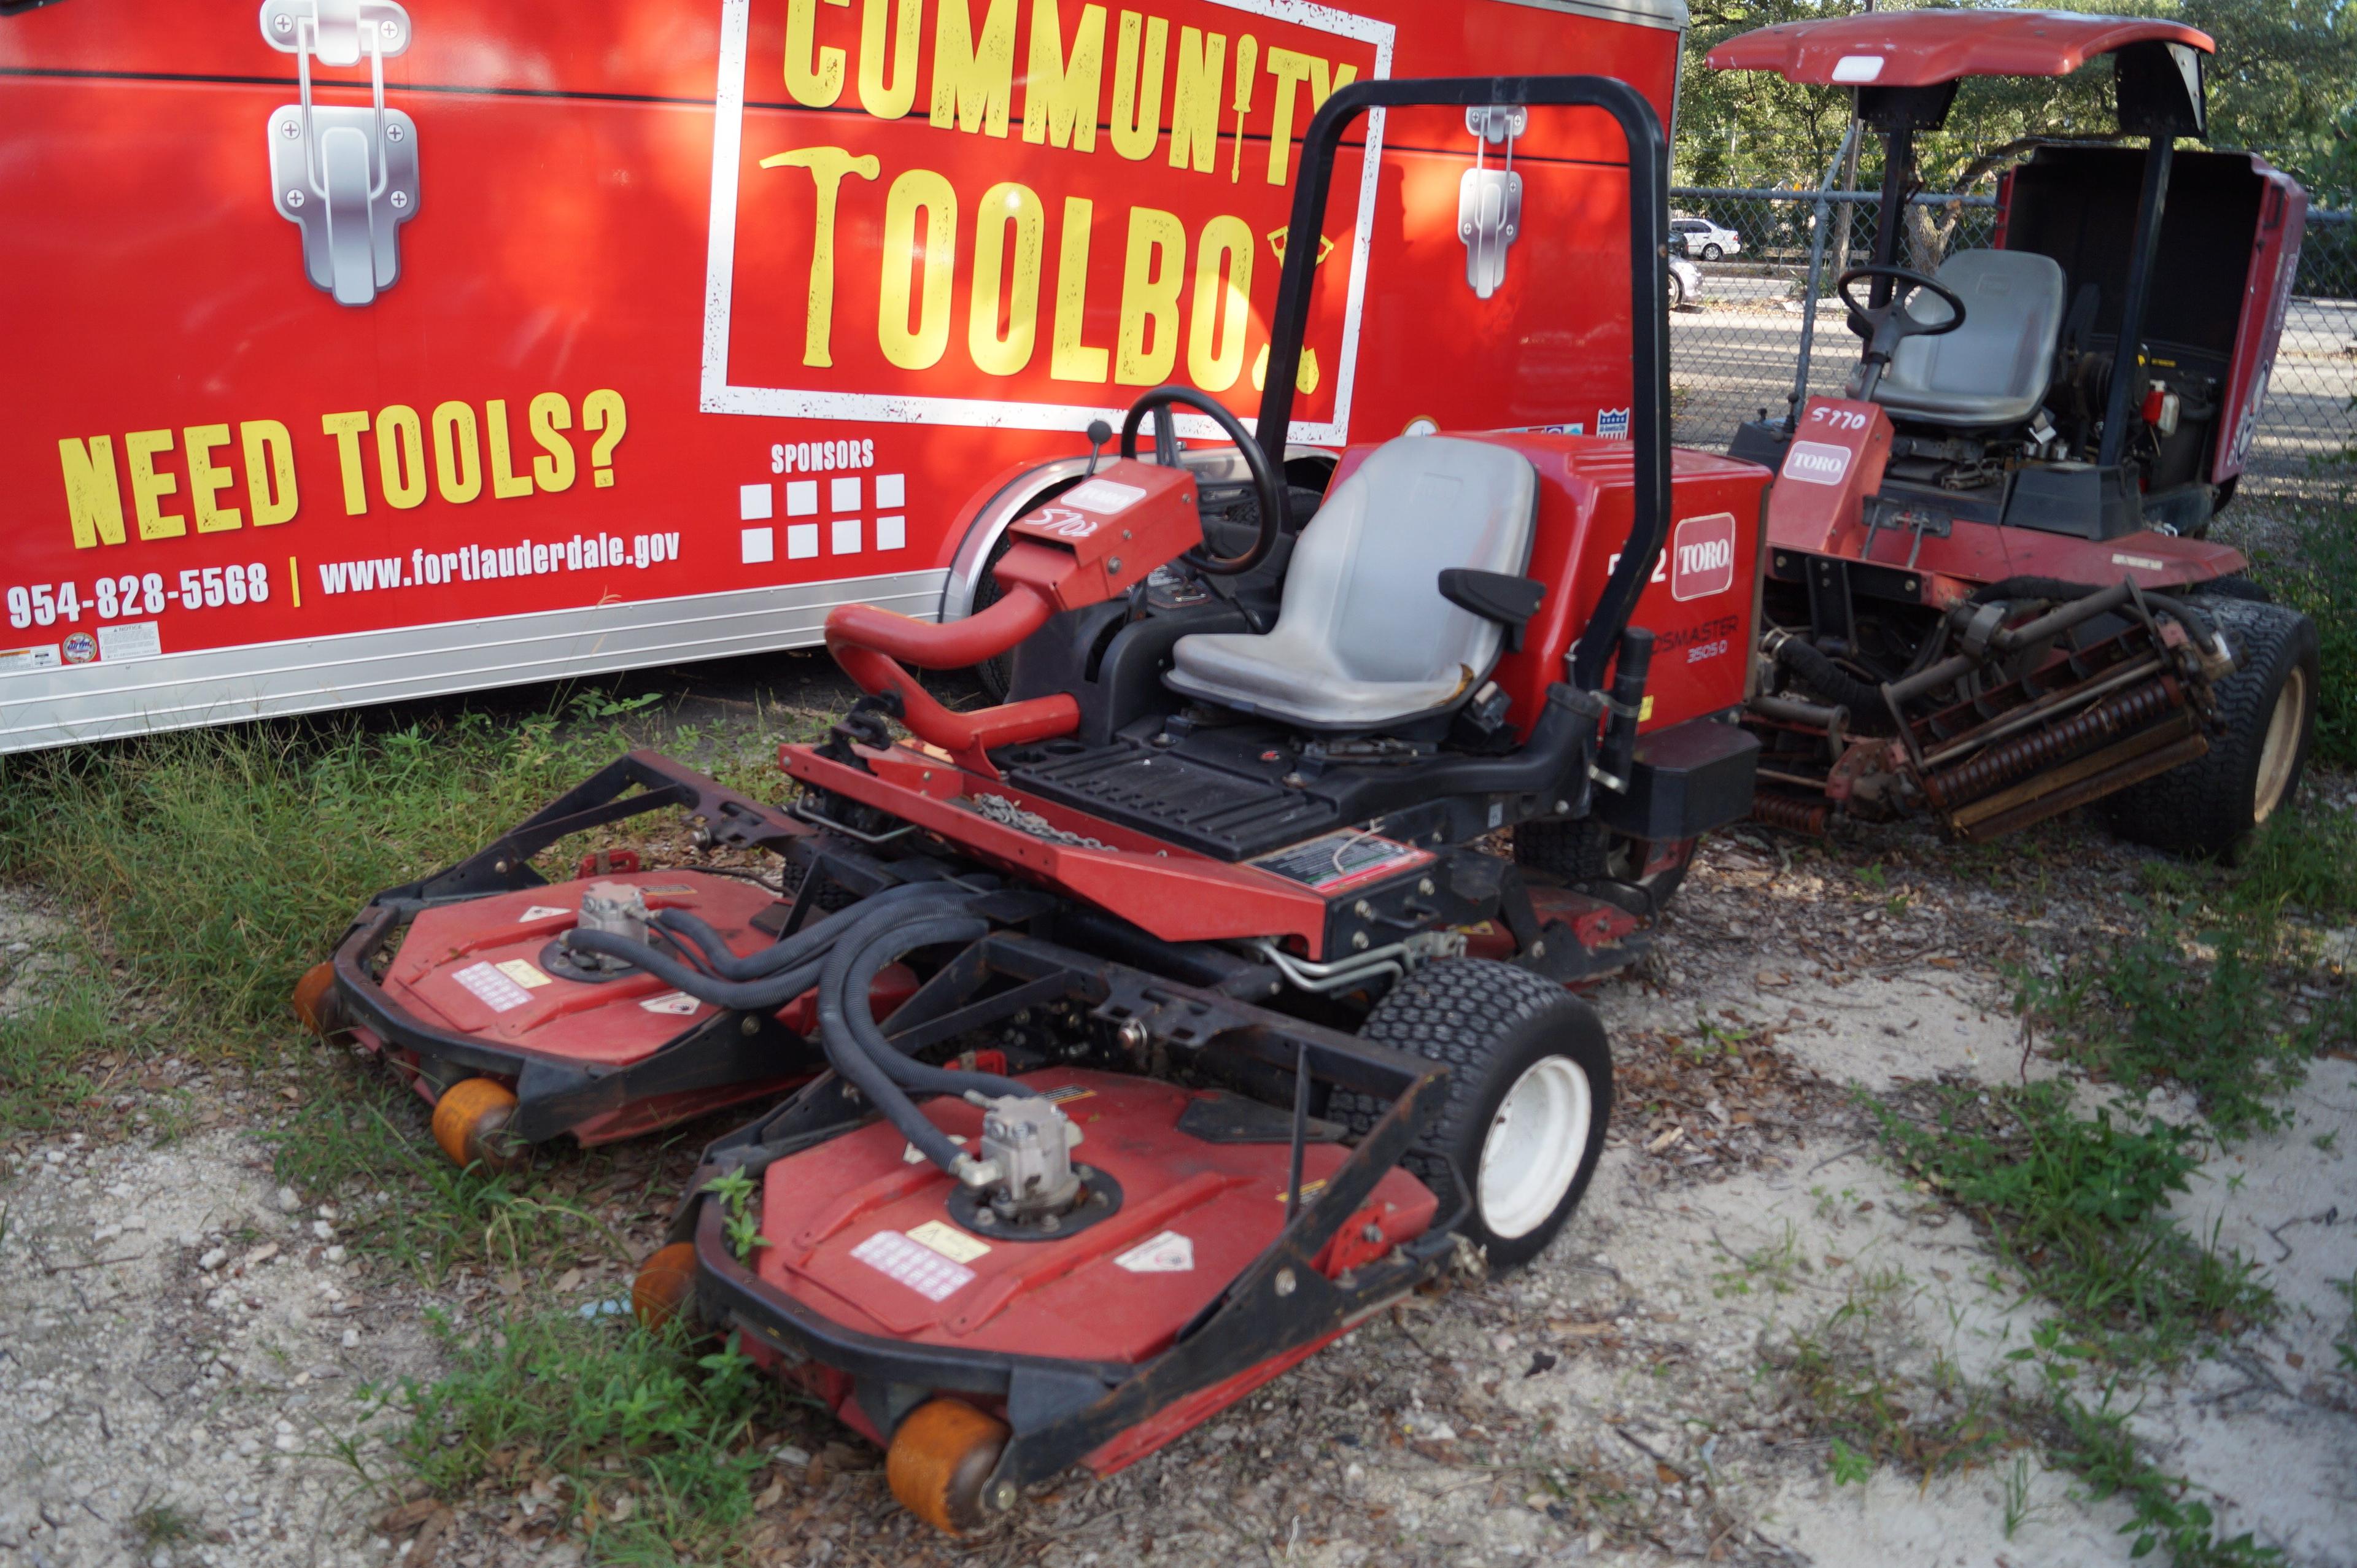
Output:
[[809, 900, 1038, 1176], [564, 927, 833, 1013], [1772, 638, 1888, 717], [652, 879, 962, 981]]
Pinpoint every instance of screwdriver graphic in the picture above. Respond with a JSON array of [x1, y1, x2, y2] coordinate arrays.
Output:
[[1230, 34, 1257, 182]]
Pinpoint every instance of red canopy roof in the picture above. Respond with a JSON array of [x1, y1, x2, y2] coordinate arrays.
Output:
[[1706, 9, 2213, 88]]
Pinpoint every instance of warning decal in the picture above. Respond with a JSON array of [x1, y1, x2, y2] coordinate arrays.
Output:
[[852, 1229, 975, 1302], [494, 959, 552, 989], [1113, 1230, 1196, 1273], [638, 991, 700, 1016], [519, 905, 571, 922], [451, 961, 533, 1014], [907, 1220, 991, 1264]]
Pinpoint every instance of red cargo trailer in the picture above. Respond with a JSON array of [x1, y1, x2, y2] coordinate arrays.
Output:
[[0, 0, 1685, 750]]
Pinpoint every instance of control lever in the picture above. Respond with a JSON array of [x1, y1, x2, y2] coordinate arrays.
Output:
[[1083, 419, 1113, 476]]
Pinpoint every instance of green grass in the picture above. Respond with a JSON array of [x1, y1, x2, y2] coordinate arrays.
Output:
[[1870, 1083, 2274, 1364], [2252, 495, 2356, 768], [0, 967, 118, 1132], [267, 1063, 644, 1286], [2054, 1391, 2285, 1567], [361, 1313, 799, 1566], [0, 708, 643, 1048]]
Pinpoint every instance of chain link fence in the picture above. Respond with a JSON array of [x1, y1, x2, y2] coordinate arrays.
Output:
[[1666, 188, 2356, 506]]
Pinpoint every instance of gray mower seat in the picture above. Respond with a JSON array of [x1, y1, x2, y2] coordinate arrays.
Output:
[[1164, 436, 1537, 731], [1873, 249, 2067, 428]]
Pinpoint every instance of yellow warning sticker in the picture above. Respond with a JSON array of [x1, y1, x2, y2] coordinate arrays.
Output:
[[494, 959, 552, 989], [1042, 1085, 1096, 1105], [1276, 1177, 1330, 1203], [906, 1219, 991, 1264], [1639, 695, 1656, 722]]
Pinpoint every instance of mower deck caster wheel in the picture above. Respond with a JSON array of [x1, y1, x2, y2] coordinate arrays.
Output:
[[888, 1398, 1012, 1535], [291, 962, 343, 1037], [430, 1078, 529, 1173], [630, 1242, 700, 1332]]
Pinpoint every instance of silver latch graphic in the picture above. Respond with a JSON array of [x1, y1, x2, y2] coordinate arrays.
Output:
[[1457, 104, 1525, 301], [261, 0, 419, 307]]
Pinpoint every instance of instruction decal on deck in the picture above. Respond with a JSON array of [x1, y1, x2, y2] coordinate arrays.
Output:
[[493, 959, 552, 989], [852, 1229, 975, 1302], [1114, 1231, 1196, 1273], [1042, 1085, 1097, 1105], [1252, 832, 1431, 894], [638, 991, 700, 1016], [907, 1220, 991, 1264], [451, 961, 533, 1013], [519, 905, 571, 922]]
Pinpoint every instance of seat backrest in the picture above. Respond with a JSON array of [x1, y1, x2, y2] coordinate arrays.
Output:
[[1274, 436, 1538, 686], [1874, 249, 2067, 428]]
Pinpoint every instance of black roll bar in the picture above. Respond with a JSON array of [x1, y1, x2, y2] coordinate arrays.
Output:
[[1252, 75, 1674, 693]]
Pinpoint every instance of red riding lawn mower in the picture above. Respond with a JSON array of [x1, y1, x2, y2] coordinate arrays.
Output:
[[300, 75, 1769, 1534], [1709, 10, 2320, 857]]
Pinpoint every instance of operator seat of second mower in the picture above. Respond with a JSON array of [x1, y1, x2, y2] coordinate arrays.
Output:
[[1163, 436, 1539, 730], [1867, 248, 2067, 430]]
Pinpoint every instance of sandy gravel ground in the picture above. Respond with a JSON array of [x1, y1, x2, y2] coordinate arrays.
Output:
[[3, 800, 2353, 1568]]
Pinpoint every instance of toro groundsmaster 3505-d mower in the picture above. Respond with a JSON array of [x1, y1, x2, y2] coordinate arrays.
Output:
[[1706, 10, 2320, 857], [391, 74, 1765, 1535]]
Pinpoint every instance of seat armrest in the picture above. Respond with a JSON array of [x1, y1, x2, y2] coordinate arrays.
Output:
[[1438, 570, 1547, 652]]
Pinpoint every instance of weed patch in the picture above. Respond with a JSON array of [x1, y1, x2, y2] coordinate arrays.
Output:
[[2053, 1391, 2285, 1567], [1870, 1082, 2272, 1363], [0, 968, 120, 1132], [2253, 498, 2356, 768], [0, 708, 646, 1048], [363, 1311, 798, 1564], [2014, 903, 2338, 1141]]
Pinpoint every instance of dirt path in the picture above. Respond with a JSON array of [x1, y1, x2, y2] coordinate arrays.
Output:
[[3, 811, 2352, 1567]]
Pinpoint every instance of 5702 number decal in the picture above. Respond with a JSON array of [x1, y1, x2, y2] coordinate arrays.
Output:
[[7, 564, 272, 629]]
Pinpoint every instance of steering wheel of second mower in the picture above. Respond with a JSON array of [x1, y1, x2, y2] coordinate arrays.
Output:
[[1118, 385, 1287, 577], [1836, 264, 1967, 357]]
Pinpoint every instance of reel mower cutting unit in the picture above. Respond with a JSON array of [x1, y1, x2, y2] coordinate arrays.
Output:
[[1711, 10, 2320, 858]]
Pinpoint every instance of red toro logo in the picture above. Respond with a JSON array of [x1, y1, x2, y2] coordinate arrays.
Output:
[[1782, 440, 1852, 486], [1670, 512, 1737, 603]]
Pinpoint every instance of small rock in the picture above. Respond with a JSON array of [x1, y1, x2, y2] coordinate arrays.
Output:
[[311, 1221, 334, 1241], [92, 1222, 123, 1243], [198, 1248, 230, 1272], [276, 1187, 301, 1214], [325, 1246, 347, 1265], [341, 1329, 360, 1348]]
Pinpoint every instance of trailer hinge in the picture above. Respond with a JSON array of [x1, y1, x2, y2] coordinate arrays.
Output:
[[1457, 105, 1525, 300], [260, 0, 419, 307]]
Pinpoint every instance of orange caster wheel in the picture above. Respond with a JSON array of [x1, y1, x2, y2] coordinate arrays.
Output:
[[291, 962, 343, 1037], [887, 1398, 1013, 1535], [430, 1078, 528, 1172], [631, 1242, 700, 1332]]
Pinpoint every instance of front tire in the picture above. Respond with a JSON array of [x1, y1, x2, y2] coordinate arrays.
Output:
[[2105, 597, 2318, 860], [1666, 272, 1686, 311], [1341, 959, 1612, 1272]]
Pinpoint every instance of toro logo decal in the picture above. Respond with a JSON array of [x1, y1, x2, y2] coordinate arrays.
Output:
[[1782, 441, 1852, 486], [1669, 512, 1737, 602]]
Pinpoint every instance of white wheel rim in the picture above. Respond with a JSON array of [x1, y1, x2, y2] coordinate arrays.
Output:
[[2252, 665, 2308, 824], [1477, 1056, 1593, 1240]]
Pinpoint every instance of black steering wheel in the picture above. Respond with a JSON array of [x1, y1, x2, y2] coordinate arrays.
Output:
[[1836, 265, 1967, 356], [1118, 385, 1285, 576]]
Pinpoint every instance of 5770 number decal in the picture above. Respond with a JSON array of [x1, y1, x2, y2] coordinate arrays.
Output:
[[6, 564, 272, 629]]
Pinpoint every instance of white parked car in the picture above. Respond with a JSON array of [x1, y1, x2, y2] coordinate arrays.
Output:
[[1670, 216, 1743, 261], [1667, 253, 1703, 311]]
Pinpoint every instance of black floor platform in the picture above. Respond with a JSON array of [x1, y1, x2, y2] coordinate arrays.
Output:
[[999, 738, 1341, 860]]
